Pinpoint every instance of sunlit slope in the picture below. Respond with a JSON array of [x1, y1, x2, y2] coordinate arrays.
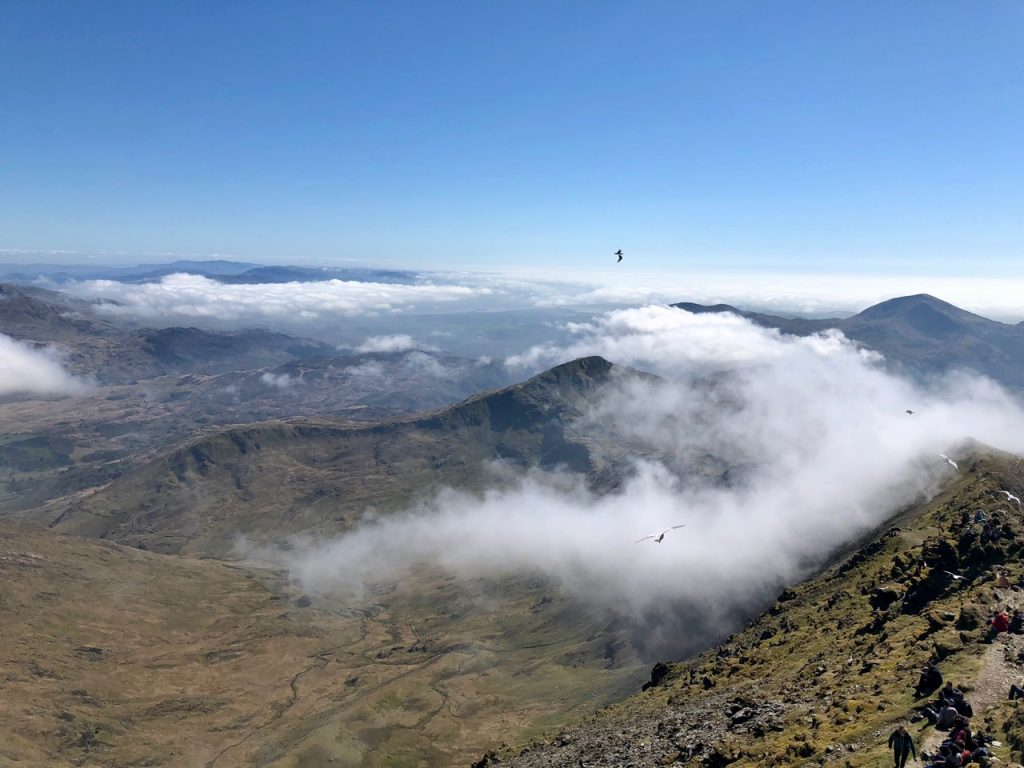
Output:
[[0, 521, 641, 768], [500, 448, 1024, 767], [36, 357, 642, 555]]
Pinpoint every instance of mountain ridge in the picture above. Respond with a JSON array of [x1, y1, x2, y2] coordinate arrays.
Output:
[[499, 446, 1024, 767], [673, 293, 1024, 387], [34, 355, 642, 554]]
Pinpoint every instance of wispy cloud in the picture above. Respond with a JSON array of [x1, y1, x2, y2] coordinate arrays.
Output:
[[0, 334, 89, 398], [260, 372, 292, 389], [355, 334, 438, 353]]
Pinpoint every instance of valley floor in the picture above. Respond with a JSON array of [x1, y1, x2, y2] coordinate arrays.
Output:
[[0, 522, 641, 767]]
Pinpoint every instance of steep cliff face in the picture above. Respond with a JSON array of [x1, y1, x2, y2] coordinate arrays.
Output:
[[496, 448, 1024, 767]]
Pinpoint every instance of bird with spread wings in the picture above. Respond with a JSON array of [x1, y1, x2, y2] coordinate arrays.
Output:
[[635, 524, 686, 544]]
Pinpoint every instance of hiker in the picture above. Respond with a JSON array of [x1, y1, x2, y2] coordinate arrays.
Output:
[[916, 662, 943, 697], [940, 682, 961, 701], [888, 725, 917, 767], [952, 696, 973, 717], [930, 744, 955, 766], [985, 609, 1010, 641], [1009, 609, 1024, 634], [1010, 683, 1024, 700], [997, 569, 1011, 589], [935, 701, 958, 730]]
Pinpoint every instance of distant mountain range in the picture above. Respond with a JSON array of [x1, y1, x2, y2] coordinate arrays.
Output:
[[0, 259, 419, 285], [674, 293, 1024, 388]]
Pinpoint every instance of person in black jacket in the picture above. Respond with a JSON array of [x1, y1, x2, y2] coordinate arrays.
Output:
[[916, 662, 943, 697], [888, 725, 917, 767]]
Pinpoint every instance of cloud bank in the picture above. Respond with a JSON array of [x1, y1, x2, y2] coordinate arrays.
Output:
[[283, 306, 1024, 656], [66, 273, 492, 323], [0, 334, 89, 398]]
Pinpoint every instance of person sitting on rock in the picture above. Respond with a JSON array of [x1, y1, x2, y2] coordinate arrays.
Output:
[[941, 682, 961, 701], [916, 662, 943, 697], [930, 743, 954, 766], [888, 725, 917, 767], [935, 701, 959, 730], [985, 610, 1010, 641], [1009, 609, 1023, 634]]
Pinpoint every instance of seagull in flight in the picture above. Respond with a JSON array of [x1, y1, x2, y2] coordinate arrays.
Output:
[[905, 409, 914, 415], [635, 524, 686, 544], [939, 453, 959, 470], [943, 570, 967, 581], [999, 490, 1022, 506], [615, 249, 623, 263]]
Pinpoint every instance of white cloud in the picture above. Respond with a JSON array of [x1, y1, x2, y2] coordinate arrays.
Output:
[[65, 273, 493, 323], [260, 372, 292, 389], [0, 334, 89, 397], [356, 334, 438, 354], [281, 305, 1024, 656]]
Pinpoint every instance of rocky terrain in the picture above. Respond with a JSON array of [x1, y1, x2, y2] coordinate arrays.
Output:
[[494, 448, 1024, 767]]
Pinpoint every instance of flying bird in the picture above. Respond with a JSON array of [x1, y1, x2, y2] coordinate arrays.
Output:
[[635, 524, 686, 544], [999, 490, 1022, 506], [615, 249, 623, 263], [943, 570, 967, 581], [905, 410, 914, 415], [939, 453, 959, 470]]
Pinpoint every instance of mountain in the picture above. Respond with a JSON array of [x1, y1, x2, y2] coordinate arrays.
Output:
[[0, 259, 419, 285], [0, 259, 259, 283], [217, 265, 419, 284], [0, 282, 336, 383], [496, 447, 1024, 767], [673, 294, 1024, 387], [0, 283, 528, 516], [0, 350, 514, 514], [34, 356, 643, 555]]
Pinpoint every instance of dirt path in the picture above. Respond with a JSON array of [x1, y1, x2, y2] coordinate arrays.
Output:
[[918, 627, 1024, 761]]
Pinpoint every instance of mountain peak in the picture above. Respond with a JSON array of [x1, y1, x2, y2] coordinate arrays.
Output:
[[850, 293, 990, 325]]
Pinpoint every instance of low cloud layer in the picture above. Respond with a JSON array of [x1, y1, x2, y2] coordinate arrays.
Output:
[[283, 306, 1024, 656], [0, 334, 89, 398], [65, 273, 491, 324]]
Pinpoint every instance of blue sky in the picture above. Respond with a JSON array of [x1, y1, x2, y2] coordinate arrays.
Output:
[[2, 2, 1022, 274]]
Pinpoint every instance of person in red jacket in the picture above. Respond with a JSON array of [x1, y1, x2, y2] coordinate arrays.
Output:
[[986, 609, 1010, 641]]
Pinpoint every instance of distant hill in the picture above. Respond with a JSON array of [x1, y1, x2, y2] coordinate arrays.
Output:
[[37, 357, 654, 554], [216, 265, 419, 284], [0, 282, 336, 383], [0, 259, 419, 285], [674, 294, 1024, 387], [0, 258, 259, 283]]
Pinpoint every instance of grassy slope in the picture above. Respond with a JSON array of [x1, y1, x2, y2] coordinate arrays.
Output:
[[32, 357, 624, 556], [501, 449, 1024, 767], [0, 521, 641, 768]]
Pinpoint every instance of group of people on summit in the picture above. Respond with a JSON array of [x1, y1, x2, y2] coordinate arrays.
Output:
[[888, 667, 995, 767]]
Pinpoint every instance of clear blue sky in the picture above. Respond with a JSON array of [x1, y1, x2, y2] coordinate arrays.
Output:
[[2, 1, 1022, 273]]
